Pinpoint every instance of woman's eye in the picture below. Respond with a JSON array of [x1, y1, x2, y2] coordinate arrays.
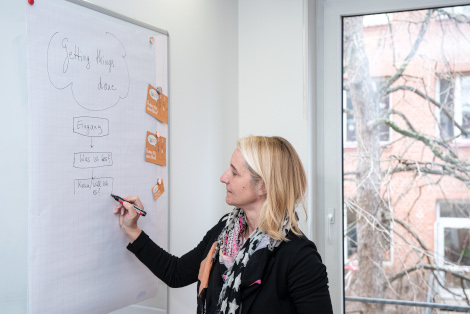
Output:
[[232, 172, 237, 176]]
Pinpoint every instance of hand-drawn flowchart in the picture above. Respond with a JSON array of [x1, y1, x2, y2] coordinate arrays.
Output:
[[72, 116, 113, 195], [47, 31, 130, 197], [47, 32, 168, 197]]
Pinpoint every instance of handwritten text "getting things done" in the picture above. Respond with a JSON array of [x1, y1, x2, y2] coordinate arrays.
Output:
[[61, 38, 116, 91]]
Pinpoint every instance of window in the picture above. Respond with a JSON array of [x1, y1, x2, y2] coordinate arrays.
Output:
[[436, 201, 470, 296], [438, 75, 470, 140], [342, 6, 470, 312], [318, 1, 470, 312], [440, 201, 470, 218], [343, 78, 391, 144]]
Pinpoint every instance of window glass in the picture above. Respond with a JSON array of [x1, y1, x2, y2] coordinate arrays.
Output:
[[439, 78, 454, 139], [440, 201, 470, 218], [439, 75, 470, 140], [344, 92, 355, 142], [363, 14, 390, 27], [343, 78, 390, 143], [461, 76, 470, 139], [443, 6, 470, 16], [343, 6, 470, 312], [444, 227, 470, 265]]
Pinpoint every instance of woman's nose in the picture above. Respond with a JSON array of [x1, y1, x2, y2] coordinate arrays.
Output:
[[220, 170, 229, 183]]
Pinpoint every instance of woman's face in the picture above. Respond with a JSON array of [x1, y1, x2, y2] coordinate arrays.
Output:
[[220, 149, 266, 211]]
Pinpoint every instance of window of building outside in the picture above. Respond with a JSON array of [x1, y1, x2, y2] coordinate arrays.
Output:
[[344, 78, 391, 144], [438, 75, 470, 140], [436, 201, 470, 295], [342, 5, 470, 313]]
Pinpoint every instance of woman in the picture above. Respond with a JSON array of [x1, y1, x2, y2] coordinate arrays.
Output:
[[115, 136, 333, 313]]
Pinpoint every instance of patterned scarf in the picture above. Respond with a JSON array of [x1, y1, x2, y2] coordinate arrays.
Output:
[[203, 208, 291, 314]]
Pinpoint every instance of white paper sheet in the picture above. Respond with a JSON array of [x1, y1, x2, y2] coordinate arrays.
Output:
[[27, 1, 168, 313]]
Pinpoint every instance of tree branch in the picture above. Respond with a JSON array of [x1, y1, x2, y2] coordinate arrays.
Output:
[[387, 165, 470, 183], [380, 118, 470, 172], [437, 8, 470, 24], [380, 10, 433, 95], [388, 217, 431, 260], [389, 264, 470, 283], [386, 85, 470, 136]]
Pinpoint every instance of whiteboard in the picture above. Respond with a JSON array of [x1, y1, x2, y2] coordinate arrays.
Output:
[[26, 0, 169, 313]]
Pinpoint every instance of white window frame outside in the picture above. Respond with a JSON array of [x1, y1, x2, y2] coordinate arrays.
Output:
[[435, 74, 470, 143], [435, 212, 470, 299], [312, 1, 470, 313]]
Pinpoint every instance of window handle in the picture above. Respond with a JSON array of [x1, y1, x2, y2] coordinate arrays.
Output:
[[328, 212, 335, 243]]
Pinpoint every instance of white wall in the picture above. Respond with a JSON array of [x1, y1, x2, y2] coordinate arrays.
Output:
[[0, 1, 28, 313], [238, 0, 310, 232], [1, 0, 238, 313], [238, 0, 307, 160]]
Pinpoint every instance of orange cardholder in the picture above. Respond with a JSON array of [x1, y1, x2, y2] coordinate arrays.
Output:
[[145, 131, 166, 166], [152, 179, 165, 201], [146, 84, 168, 124]]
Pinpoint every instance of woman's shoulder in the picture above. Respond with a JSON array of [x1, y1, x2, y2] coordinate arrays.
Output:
[[285, 231, 317, 247], [276, 232, 323, 263], [273, 232, 328, 287]]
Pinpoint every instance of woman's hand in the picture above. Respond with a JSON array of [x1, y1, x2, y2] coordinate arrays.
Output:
[[114, 195, 143, 243]]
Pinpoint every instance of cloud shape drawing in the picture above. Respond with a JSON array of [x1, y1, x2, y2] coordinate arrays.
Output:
[[47, 31, 130, 111]]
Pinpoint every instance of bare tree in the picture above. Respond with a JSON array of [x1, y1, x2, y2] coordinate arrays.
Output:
[[344, 15, 387, 313]]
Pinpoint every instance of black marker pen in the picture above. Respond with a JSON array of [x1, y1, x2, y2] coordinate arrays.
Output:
[[111, 194, 147, 217]]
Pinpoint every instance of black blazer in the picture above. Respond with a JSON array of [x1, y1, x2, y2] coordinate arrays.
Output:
[[127, 215, 333, 314]]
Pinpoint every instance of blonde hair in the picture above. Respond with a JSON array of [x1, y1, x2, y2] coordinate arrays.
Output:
[[236, 136, 307, 241]]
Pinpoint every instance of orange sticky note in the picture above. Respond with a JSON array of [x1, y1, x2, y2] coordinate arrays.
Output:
[[146, 84, 168, 124], [152, 180, 165, 201], [145, 131, 166, 166]]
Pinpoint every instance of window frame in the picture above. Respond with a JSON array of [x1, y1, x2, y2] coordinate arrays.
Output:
[[312, 1, 470, 313], [435, 203, 470, 298], [436, 74, 470, 143]]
